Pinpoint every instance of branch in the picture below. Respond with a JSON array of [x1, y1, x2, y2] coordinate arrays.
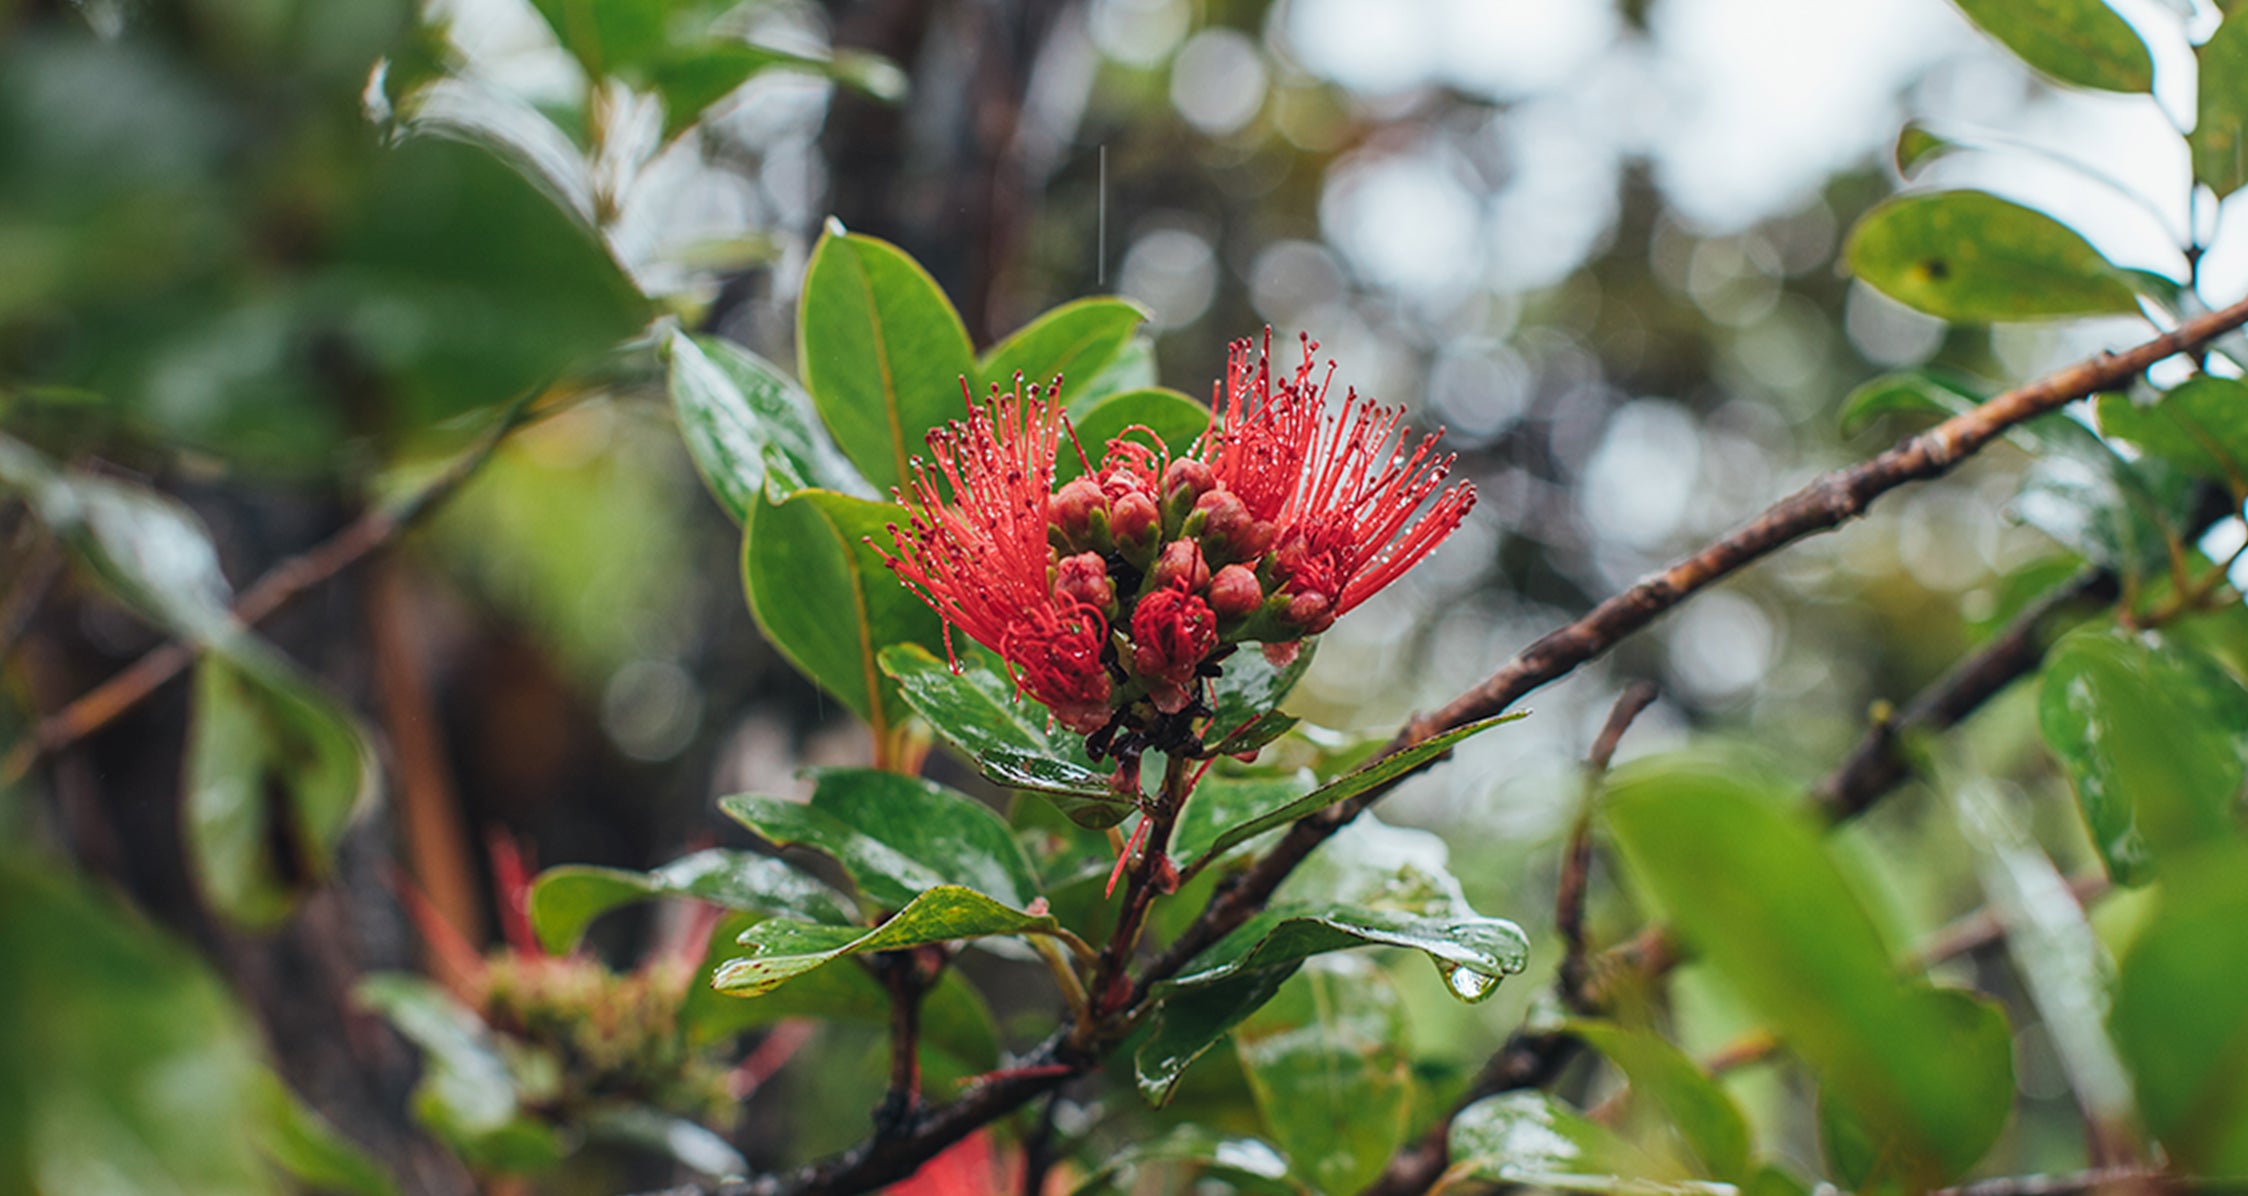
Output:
[[0, 393, 540, 785], [1557, 681, 1659, 1010]]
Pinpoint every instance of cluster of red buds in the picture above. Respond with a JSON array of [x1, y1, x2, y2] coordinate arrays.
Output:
[[883, 333, 1475, 764]]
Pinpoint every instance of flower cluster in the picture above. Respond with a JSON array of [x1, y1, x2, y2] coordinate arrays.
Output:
[[884, 333, 1475, 757]]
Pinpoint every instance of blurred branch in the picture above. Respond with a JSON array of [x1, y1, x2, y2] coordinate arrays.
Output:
[[642, 296, 2248, 1196], [0, 393, 542, 786], [0, 535, 60, 667], [1558, 681, 1658, 1011]]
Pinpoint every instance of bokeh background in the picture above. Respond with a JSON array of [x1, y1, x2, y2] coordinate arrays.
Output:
[[4, 0, 2232, 1190]]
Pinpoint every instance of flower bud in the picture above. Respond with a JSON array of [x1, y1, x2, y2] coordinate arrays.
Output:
[[1150, 538, 1211, 593], [1280, 589, 1335, 636], [1207, 564, 1263, 619], [1130, 587, 1218, 713], [1109, 491, 1161, 566], [1161, 458, 1216, 534], [1055, 552, 1116, 613], [1192, 487, 1273, 566], [1047, 477, 1109, 549]]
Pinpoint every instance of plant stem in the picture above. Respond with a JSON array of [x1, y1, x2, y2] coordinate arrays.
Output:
[[1082, 752, 1189, 1028]]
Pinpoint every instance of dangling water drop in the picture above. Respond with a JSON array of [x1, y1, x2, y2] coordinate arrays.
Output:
[[1441, 963, 1500, 1003]]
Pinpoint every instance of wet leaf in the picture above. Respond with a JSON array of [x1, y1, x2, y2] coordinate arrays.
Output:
[[797, 227, 976, 494], [1846, 191, 2139, 322], [1066, 1126, 1295, 1195], [666, 331, 868, 522], [1172, 772, 1319, 868], [2094, 377, 2248, 490], [1449, 1091, 1700, 1193], [1568, 1020, 1753, 1182], [720, 768, 1041, 910], [2038, 629, 2248, 885], [1053, 387, 1212, 485], [1948, 0, 2154, 92], [1234, 958, 1416, 1196], [1203, 642, 1317, 759], [978, 297, 1147, 399], [527, 849, 854, 954], [711, 885, 1066, 998], [2014, 416, 2196, 577]]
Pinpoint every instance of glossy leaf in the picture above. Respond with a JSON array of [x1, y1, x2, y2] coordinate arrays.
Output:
[[527, 849, 854, 954], [1837, 368, 1986, 438], [684, 915, 1000, 1067], [1568, 1020, 1753, 1181], [1172, 772, 1319, 867], [978, 297, 1147, 398], [2038, 629, 2248, 885], [184, 654, 379, 929], [2198, 13, 2248, 197], [2015, 417, 2195, 576], [2111, 844, 2248, 1174], [744, 489, 947, 737], [720, 768, 1041, 909], [2095, 377, 2248, 490], [356, 974, 563, 1173], [1449, 1092, 1698, 1194], [255, 1071, 401, 1196], [1204, 642, 1317, 759], [666, 330, 868, 523], [1606, 763, 2015, 1185], [796, 227, 977, 493], [1949, 0, 2154, 92], [1845, 191, 2139, 322], [1066, 1126, 1295, 1196], [1182, 712, 1526, 876], [878, 644, 1135, 827], [712, 885, 1066, 998], [1054, 387, 1212, 485], [1235, 958, 1415, 1196], [1070, 335, 1162, 411]]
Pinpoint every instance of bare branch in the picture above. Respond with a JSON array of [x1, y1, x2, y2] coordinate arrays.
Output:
[[1558, 681, 1658, 1010]]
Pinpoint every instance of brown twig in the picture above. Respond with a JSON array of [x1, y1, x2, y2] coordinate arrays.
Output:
[[0, 393, 541, 786], [872, 948, 937, 1138], [0, 536, 61, 667], [1558, 682, 1659, 1010]]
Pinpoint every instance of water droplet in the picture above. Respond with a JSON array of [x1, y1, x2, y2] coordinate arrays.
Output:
[[1442, 964, 1500, 1003]]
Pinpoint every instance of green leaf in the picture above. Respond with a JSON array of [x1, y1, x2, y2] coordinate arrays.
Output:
[[719, 768, 1041, 910], [184, 654, 379, 929], [1054, 387, 1213, 485], [1234, 958, 1416, 1196], [711, 885, 1067, 998], [522, 0, 675, 76], [0, 857, 278, 1196], [527, 849, 854, 954], [254, 1071, 400, 1196], [1836, 369, 1987, 438], [878, 644, 1135, 827], [2014, 416, 2197, 576], [2198, 12, 2248, 197], [1568, 1021, 1753, 1182], [579, 1106, 745, 1178], [1173, 772, 1320, 867], [1894, 120, 1957, 176], [684, 915, 1000, 1067], [1449, 1091, 1693, 1193], [1204, 642, 1317, 759], [2038, 629, 2248, 885], [978, 297, 1147, 398], [1845, 191, 2140, 322], [743, 488, 947, 737], [1066, 1126, 1295, 1196], [1948, 0, 2154, 92], [2095, 377, 2248, 490], [796, 227, 977, 494], [2111, 843, 2248, 1174], [642, 41, 901, 142], [666, 331, 869, 522], [1820, 990, 2016, 1190], [1605, 763, 2015, 1186], [1070, 335, 1162, 411], [356, 974, 564, 1173], [1182, 713, 1527, 877]]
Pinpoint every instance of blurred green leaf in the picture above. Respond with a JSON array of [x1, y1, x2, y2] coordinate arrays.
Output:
[[1067, 1125, 1295, 1195], [2014, 416, 2196, 577], [2111, 843, 2248, 1174], [1837, 368, 1986, 438], [666, 331, 869, 523], [0, 856, 279, 1196], [1846, 191, 2139, 322], [1948, 0, 2153, 92], [978, 297, 1147, 398], [744, 489, 947, 736], [720, 768, 1041, 910], [2038, 629, 2248, 885], [356, 974, 563, 1173], [1204, 642, 1317, 759], [684, 914, 1000, 1068], [712, 885, 1067, 998], [185, 654, 378, 929], [1181, 713, 1526, 876], [579, 1106, 745, 1178], [1234, 958, 1416, 1196], [1568, 1020, 1753, 1181], [796, 227, 976, 493], [2197, 13, 2248, 197], [1605, 763, 2014, 1186], [528, 849, 854, 955], [646, 43, 821, 140], [254, 1071, 400, 1196], [2095, 377, 2248, 490], [878, 644, 1135, 827], [1449, 1091, 1690, 1193], [1819, 989, 2016, 1190], [1054, 387, 1213, 485]]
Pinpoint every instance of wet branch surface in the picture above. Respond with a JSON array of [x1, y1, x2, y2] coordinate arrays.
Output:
[[642, 296, 2248, 1196]]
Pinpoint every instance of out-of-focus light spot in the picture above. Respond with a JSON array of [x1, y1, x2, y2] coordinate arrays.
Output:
[[1089, 0, 1189, 67], [1322, 151, 1482, 302], [1427, 344, 1530, 444], [1117, 226, 1217, 328], [1731, 296, 1833, 395], [1582, 399, 1703, 550], [1665, 589, 1778, 701], [1844, 281, 1945, 367], [1896, 488, 2000, 591], [1278, 0, 1436, 95], [602, 659, 703, 762], [1686, 235, 1782, 327], [1436, 0, 1619, 101], [1170, 29, 1267, 135], [1249, 239, 1346, 324], [1485, 101, 1622, 292]]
